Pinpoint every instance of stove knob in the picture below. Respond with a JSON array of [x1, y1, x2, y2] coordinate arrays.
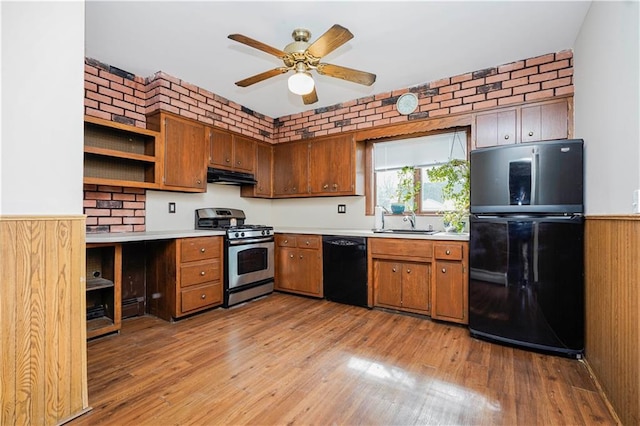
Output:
[[266, 229, 271, 235], [234, 232, 240, 238], [241, 232, 245, 237], [261, 230, 266, 236]]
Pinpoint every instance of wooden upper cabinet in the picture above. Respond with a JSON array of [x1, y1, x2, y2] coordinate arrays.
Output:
[[233, 135, 256, 173], [520, 100, 568, 143], [475, 109, 517, 148], [473, 97, 571, 149], [208, 128, 256, 173], [273, 141, 309, 196], [309, 134, 363, 195], [208, 128, 233, 169], [241, 141, 273, 198], [147, 111, 206, 192]]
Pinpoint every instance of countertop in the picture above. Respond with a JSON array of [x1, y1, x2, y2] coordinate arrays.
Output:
[[85, 227, 469, 243]]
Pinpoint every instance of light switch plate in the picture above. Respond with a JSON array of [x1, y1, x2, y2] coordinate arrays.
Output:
[[168, 202, 176, 214]]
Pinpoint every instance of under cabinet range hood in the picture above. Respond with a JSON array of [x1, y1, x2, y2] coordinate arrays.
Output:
[[206, 167, 257, 185]]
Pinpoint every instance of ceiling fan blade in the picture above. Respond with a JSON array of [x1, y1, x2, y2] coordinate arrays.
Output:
[[316, 63, 376, 86], [306, 24, 353, 58], [228, 34, 288, 59], [302, 87, 318, 105], [235, 68, 289, 87]]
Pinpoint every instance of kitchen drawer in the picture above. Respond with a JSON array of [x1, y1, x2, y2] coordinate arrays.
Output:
[[181, 237, 220, 262], [434, 244, 463, 260], [276, 235, 296, 247], [296, 235, 321, 249], [369, 238, 433, 261], [181, 282, 222, 313], [180, 259, 221, 287]]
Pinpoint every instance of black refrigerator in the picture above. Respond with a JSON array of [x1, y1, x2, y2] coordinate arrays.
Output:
[[468, 139, 584, 358]]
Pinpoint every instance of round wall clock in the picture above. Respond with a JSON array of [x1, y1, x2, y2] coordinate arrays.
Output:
[[396, 93, 418, 115]]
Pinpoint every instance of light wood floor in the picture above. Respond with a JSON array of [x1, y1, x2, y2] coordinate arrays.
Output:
[[70, 293, 617, 425]]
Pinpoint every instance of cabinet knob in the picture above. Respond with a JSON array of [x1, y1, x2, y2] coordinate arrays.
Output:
[[406, 269, 411, 274], [442, 268, 447, 273], [237, 161, 241, 166], [504, 134, 510, 140], [305, 241, 310, 245], [446, 250, 451, 255], [196, 179, 202, 185], [323, 184, 329, 189], [200, 248, 206, 253], [299, 255, 303, 259], [528, 131, 534, 136], [392, 267, 397, 272], [201, 294, 206, 300], [289, 254, 294, 258], [284, 239, 288, 244], [292, 187, 297, 191], [225, 158, 231, 163], [333, 184, 338, 189], [200, 271, 205, 276]]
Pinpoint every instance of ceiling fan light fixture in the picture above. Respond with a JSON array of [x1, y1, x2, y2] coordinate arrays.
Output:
[[288, 71, 314, 95]]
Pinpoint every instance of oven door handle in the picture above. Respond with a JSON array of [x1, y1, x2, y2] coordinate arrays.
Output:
[[228, 236, 274, 245]]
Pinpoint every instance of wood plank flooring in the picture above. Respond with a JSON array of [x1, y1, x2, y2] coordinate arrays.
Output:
[[69, 293, 617, 425]]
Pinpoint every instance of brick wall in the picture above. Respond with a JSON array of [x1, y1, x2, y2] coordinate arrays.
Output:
[[83, 50, 573, 233], [274, 50, 573, 142], [84, 184, 146, 233]]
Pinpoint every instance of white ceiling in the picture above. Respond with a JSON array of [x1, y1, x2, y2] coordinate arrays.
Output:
[[85, 1, 591, 119]]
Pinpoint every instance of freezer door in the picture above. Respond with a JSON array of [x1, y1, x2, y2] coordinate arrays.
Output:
[[468, 214, 584, 357], [470, 139, 583, 214]]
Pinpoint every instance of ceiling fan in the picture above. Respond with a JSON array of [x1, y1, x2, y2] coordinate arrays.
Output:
[[228, 24, 376, 105]]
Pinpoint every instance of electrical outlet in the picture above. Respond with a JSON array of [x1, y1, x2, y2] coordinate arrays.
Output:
[[168, 202, 176, 214], [338, 204, 346, 214], [633, 190, 640, 214]]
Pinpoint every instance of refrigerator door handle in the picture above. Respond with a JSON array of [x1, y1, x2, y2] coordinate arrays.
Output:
[[531, 147, 539, 205]]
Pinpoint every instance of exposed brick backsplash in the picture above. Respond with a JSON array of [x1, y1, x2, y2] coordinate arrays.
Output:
[[84, 184, 146, 233], [274, 50, 574, 142]]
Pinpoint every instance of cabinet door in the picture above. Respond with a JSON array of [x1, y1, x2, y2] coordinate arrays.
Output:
[[209, 128, 234, 169], [164, 116, 206, 190], [273, 142, 308, 196], [432, 260, 466, 323], [296, 247, 323, 296], [309, 135, 353, 194], [475, 109, 517, 148], [374, 260, 402, 308], [521, 100, 568, 142], [401, 262, 430, 314], [233, 135, 256, 173], [275, 246, 298, 291], [255, 142, 272, 197]]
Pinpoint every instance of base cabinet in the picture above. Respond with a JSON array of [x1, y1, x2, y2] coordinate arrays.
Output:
[[147, 236, 223, 320], [432, 243, 469, 324], [85, 243, 122, 339], [374, 260, 430, 315], [275, 234, 323, 298]]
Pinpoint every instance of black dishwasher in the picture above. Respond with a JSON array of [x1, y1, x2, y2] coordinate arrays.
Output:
[[322, 236, 368, 308]]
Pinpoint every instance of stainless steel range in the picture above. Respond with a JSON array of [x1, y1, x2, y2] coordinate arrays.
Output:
[[195, 208, 274, 308]]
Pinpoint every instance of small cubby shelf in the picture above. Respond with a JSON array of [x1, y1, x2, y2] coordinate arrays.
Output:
[[83, 116, 161, 189], [85, 243, 122, 339]]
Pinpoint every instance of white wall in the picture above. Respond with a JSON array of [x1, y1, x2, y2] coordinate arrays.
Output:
[[574, 1, 640, 215], [0, 1, 85, 215]]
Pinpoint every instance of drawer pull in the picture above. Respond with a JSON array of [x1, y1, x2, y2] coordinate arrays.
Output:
[[442, 268, 447, 273], [201, 294, 206, 300], [200, 271, 206, 276], [446, 250, 451, 255], [323, 184, 329, 189], [200, 248, 206, 253], [305, 241, 310, 245]]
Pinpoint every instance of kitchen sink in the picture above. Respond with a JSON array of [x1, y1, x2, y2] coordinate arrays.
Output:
[[373, 228, 439, 235]]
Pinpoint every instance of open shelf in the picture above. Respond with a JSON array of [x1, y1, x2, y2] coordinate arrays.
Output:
[[86, 243, 122, 339]]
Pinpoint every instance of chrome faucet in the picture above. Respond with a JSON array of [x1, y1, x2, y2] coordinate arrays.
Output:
[[403, 210, 416, 230]]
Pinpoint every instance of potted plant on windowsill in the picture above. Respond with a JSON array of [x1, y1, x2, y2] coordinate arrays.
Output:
[[391, 166, 421, 214], [426, 159, 470, 232]]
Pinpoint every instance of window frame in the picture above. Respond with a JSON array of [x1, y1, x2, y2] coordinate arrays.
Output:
[[365, 126, 471, 216]]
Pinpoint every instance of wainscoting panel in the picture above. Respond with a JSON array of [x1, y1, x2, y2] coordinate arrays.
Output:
[[0, 216, 88, 425], [585, 215, 639, 425]]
